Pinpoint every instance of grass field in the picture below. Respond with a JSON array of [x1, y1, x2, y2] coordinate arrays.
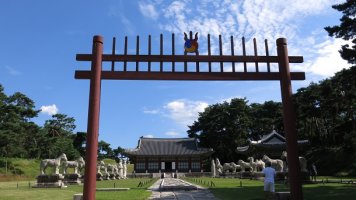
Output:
[[184, 177, 356, 200], [0, 178, 156, 200]]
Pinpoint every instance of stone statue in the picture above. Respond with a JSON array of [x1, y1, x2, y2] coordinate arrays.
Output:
[[211, 159, 216, 177], [40, 153, 68, 175], [123, 160, 127, 179], [107, 164, 119, 179], [222, 162, 241, 173], [247, 157, 257, 172], [215, 158, 223, 174], [237, 159, 252, 172], [62, 157, 85, 175], [117, 159, 123, 179], [255, 159, 265, 171], [262, 155, 284, 172], [97, 161, 104, 176], [281, 151, 308, 172]]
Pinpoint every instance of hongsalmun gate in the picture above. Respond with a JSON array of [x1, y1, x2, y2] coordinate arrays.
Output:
[[69, 31, 306, 199]]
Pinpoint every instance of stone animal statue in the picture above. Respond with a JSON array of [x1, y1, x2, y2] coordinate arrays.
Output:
[[215, 158, 223, 174], [281, 151, 308, 172], [247, 157, 258, 172], [40, 153, 68, 175], [237, 159, 252, 172], [97, 160, 110, 179], [262, 155, 283, 172], [107, 164, 119, 179], [222, 162, 241, 173], [255, 159, 265, 171], [62, 156, 85, 174]]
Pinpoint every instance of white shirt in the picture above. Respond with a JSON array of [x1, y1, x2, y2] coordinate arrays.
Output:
[[263, 167, 276, 183]]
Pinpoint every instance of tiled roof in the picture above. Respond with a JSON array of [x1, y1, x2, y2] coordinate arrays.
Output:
[[124, 137, 213, 156], [237, 130, 309, 154]]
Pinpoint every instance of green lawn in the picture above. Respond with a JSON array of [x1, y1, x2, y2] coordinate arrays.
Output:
[[184, 177, 356, 200], [1, 177, 355, 200], [0, 178, 156, 200]]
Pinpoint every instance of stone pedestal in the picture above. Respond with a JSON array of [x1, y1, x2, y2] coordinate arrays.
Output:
[[64, 173, 82, 185], [34, 174, 66, 188], [73, 193, 83, 200]]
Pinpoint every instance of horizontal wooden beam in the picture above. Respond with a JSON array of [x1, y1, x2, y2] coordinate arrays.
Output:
[[76, 54, 303, 63], [75, 71, 305, 81]]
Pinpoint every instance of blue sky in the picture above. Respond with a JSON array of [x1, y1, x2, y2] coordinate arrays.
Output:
[[0, 0, 351, 149]]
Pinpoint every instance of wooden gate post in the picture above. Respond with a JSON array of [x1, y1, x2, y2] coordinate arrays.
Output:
[[83, 35, 103, 200], [277, 38, 303, 200]]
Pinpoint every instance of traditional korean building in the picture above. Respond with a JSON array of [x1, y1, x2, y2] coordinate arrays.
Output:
[[236, 130, 309, 158], [124, 137, 214, 173]]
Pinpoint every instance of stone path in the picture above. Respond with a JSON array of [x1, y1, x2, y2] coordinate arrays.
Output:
[[148, 178, 218, 200]]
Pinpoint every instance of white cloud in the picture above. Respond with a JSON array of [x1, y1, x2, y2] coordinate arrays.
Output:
[[165, 131, 180, 137], [147, 0, 349, 80], [143, 134, 154, 138], [164, 99, 208, 127], [139, 2, 158, 20], [143, 107, 159, 114], [5, 66, 21, 76], [40, 104, 58, 116], [305, 38, 351, 78]]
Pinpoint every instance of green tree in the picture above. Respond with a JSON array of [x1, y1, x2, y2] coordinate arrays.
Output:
[[0, 87, 40, 158], [42, 114, 79, 159], [325, 0, 356, 64], [294, 67, 356, 175], [44, 114, 76, 137], [98, 140, 115, 159], [249, 101, 284, 140], [188, 98, 251, 163], [73, 132, 87, 157]]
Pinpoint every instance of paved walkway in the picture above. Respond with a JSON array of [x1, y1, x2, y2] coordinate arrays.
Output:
[[148, 178, 218, 200]]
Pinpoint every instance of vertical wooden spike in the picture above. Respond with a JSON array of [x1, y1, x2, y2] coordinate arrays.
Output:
[[136, 35, 139, 72], [242, 37, 247, 72], [253, 38, 259, 72], [230, 35, 235, 72], [219, 35, 223, 72], [172, 33, 175, 72], [111, 37, 116, 71], [148, 35, 151, 72], [124, 36, 127, 71], [189, 31, 193, 39], [160, 34, 163, 72], [208, 34, 211, 72], [265, 39, 271, 72]]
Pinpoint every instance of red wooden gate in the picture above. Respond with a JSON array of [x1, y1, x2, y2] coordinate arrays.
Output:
[[75, 33, 305, 200]]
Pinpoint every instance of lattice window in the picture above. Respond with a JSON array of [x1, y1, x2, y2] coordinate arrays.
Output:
[[148, 162, 159, 170], [191, 162, 200, 169], [178, 162, 189, 169], [136, 162, 145, 170]]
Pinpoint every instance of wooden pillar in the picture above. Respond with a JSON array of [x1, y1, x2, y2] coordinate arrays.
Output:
[[200, 158, 203, 172], [188, 157, 192, 172], [277, 38, 303, 200], [145, 157, 148, 172], [83, 35, 103, 200]]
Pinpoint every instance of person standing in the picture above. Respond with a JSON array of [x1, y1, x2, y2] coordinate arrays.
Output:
[[263, 161, 276, 200], [310, 163, 317, 182]]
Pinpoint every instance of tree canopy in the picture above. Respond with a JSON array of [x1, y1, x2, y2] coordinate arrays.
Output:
[[325, 0, 356, 64], [0, 84, 123, 161]]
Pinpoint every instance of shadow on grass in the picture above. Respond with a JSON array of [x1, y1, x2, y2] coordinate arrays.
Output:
[[209, 183, 356, 200]]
